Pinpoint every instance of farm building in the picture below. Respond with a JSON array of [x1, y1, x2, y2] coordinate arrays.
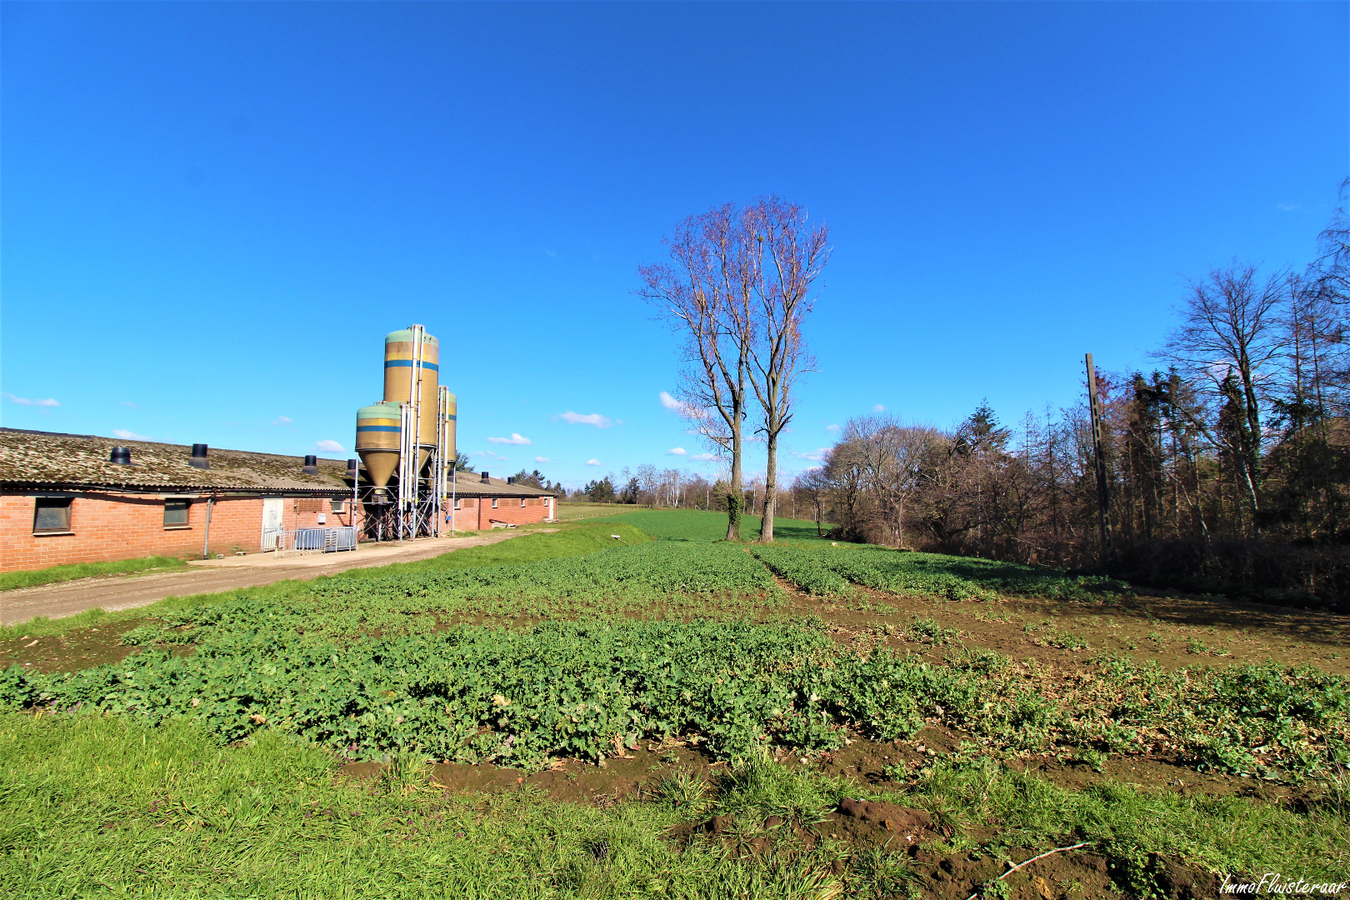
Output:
[[0, 428, 361, 573], [445, 470, 558, 532], [0, 429, 559, 574]]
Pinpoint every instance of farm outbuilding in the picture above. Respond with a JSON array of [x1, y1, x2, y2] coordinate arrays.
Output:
[[0, 429, 559, 574], [445, 470, 558, 532], [0, 429, 360, 573]]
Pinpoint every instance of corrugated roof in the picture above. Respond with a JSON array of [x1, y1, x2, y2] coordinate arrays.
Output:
[[450, 470, 555, 498], [0, 429, 352, 494]]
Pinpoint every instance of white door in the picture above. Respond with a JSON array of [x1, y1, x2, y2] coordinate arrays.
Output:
[[262, 498, 285, 549]]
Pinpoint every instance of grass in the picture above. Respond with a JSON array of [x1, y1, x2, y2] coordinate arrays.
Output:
[[556, 502, 650, 521], [0, 712, 856, 900], [0, 555, 189, 592], [4, 711, 1345, 899], [907, 754, 1349, 892]]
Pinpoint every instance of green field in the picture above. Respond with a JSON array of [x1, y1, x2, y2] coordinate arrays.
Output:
[[4, 512, 1348, 898], [0, 555, 189, 592]]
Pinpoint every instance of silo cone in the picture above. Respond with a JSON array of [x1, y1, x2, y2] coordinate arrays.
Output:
[[355, 401, 402, 501], [383, 326, 439, 472]]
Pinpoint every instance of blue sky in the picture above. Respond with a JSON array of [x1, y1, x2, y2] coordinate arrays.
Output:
[[2, 1, 1346, 488]]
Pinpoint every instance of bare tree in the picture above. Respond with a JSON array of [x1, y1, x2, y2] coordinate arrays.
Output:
[[1156, 262, 1285, 531], [841, 415, 943, 548], [792, 468, 830, 535], [1316, 177, 1350, 307], [745, 197, 831, 542], [639, 205, 756, 540]]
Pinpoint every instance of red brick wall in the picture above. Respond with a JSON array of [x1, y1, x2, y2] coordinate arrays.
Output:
[[0, 491, 363, 573], [443, 495, 554, 532]]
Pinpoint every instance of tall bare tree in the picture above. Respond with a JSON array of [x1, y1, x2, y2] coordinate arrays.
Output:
[[639, 204, 756, 540], [1316, 177, 1350, 307], [1157, 262, 1285, 532], [745, 197, 831, 543]]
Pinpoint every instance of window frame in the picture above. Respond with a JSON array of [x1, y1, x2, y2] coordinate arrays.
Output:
[[32, 496, 73, 535], [491, 498, 498, 509], [163, 498, 192, 529], [330, 498, 347, 514], [520, 498, 526, 508]]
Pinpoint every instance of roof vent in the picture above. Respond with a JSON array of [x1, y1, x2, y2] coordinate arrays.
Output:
[[303, 454, 319, 475], [110, 447, 132, 465], [507, 476, 516, 485], [190, 443, 210, 470], [346, 458, 359, 472], [480, 471, 490, 484]]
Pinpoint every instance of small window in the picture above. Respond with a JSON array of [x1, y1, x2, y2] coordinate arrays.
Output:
[[330, 498, 347, 514], [33, 497, 72, 534], [491, 498, 498, 509], [164, 499, 191, 528], [453, 498, 461, 510], [520, 498, 526, 508]]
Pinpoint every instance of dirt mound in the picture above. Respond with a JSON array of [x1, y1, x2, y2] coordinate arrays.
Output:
[[834, 797, 933, 848], [1145, 853, 1224, 899]]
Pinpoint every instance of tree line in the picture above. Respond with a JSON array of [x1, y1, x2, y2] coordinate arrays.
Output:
[[793, 182, 1350, 607]]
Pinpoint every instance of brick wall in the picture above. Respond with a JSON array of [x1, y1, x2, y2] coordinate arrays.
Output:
[[0, 491, 363, 573], [442, 495, 554, 532]]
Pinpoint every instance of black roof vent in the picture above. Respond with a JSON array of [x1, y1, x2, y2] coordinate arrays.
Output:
[[346, 458, 359, 471], [110, 447, 132, 465], [190, 443, 209, 469], [480, 471, 490, 484], [303, 454, 319, 475], [507, 476, 515, 485]]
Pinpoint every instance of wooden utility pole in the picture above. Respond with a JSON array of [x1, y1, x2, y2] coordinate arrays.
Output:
[[1085, 353, 1112, 568]]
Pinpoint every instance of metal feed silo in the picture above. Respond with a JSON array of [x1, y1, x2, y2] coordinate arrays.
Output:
[[383, 326, 439, 471], [441, 386, 457, 469], [355, 401, 403, 499]]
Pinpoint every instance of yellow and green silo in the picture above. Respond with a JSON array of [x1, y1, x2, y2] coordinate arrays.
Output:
[[355, 401, 403, 499], [383, 326, 440, 471]]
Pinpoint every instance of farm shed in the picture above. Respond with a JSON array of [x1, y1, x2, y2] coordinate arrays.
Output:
[[444, 470, 557, 531], [0, 428, 361, 573]]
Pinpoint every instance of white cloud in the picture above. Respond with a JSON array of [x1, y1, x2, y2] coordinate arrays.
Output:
[[794, 448, 830, 462], [871, 404, 886, 413], [668, 447, 688, 456], [560, 411, 614, 428], [487, 433, 532, 445], [473, 450, 509, 461], [1277, 202, 1301, 212], [273, 416, 293, 426], [585, 458, 601, 466], [545, 248, 557, 257], [691, 453, 719, 462], [534, 456, 550, 463], [113, 428, 152, 441], [825, 424, 840, 433], [119, 401, 137, 408], [4, 393, 59, 407], [315, 439, 345, 453]]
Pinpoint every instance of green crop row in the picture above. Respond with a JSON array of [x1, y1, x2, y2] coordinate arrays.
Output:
[[5, 617, 1346, 779], [747, 544, 856, 597], [757, 542, 1125, 602]]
